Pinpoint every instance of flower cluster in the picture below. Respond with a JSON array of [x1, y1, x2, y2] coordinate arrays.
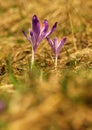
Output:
[[23, 15, 66, 68]]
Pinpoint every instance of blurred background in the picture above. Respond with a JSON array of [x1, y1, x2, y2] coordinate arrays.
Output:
[[0, 0, 92, 44]]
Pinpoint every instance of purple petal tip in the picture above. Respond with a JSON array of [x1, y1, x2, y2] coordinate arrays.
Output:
[[54, 22, 58, 27], [33, 14, 37, 18], [32, 15, 39, 23], [30, 31, 33, 36], [63, 37, 67, 42]]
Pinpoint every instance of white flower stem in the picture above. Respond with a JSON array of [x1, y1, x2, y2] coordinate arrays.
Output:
[[31, 47, 34, 69], [55, 56, 57, 69]]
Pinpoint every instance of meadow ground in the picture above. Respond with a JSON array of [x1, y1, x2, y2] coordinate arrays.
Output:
[[0, 0, 92, 130]]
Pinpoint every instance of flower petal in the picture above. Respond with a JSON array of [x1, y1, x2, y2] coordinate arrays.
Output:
[[53, 37, 58, 55], [22, 30, 30, 42], [46, 22, 57, 37], [46, 37, 54, 51], [59, 37, 66, 48], [57, 37, 66, 56], [38, 20, 49, 43], [29, 30, 34, 43], [42, 19, 49, 33], [32, 15, 40, 41], [29, 30, 37, 52]]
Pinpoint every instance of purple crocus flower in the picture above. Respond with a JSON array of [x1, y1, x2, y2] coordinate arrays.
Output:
[[23, 15, 57, 52], [22, 15, 57, 68], [46, 37, 66, 68]]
